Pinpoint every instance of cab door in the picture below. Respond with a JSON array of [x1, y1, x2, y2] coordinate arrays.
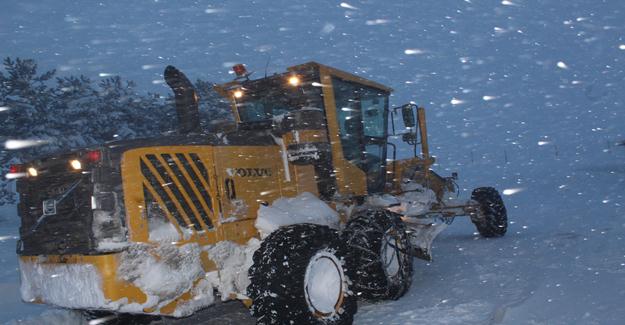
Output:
[[327, 76, 390, 194]]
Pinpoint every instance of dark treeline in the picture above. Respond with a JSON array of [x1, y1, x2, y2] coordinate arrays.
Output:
[[0, 57, 232, 205]]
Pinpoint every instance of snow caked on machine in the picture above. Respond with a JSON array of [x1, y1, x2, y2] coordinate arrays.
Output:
[[8, 62, 507, 324]]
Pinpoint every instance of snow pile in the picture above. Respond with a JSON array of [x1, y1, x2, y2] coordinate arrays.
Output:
[[204, 238, 261, 300], [255, 192, 339, 238], [171, 277, 217, 317], [404, 220, 448, 260], [19, 258, 108, 309], [395, 181, 437, 216], [18, 238, 260, 317], [147, 217, 181, 242], [367, 180, 437, 217], [145, 201, 192, 242], [366, 193, 401, 207], [117, 242, 204, 312], [173, 238, 261, 317], [96, 239, 129, 252], [366, 180, 443, 258]]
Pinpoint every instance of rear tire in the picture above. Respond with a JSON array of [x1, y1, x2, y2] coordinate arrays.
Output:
[[247, 224, 356, 325], [342, 209, 413, 301], [470, 187, 508, 237]]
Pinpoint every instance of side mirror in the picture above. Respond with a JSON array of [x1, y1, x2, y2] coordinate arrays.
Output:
[[401, 104, 416, 128]]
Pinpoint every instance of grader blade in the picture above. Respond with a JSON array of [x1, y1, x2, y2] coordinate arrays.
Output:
[[404, 220, 448, 261]]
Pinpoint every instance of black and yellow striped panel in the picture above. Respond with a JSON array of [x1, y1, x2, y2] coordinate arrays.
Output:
[[139, 153, 214, 231]]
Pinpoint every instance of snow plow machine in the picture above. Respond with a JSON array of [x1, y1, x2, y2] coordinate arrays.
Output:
[[9, 62, 507, 324]]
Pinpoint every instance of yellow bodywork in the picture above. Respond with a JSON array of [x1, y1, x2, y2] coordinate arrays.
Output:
[[20, 254, 148, 305], [20, 143, 324, 315], [20, 62, 439, 316]]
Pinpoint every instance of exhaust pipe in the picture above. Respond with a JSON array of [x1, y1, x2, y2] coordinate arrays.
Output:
[[164, 65, 201, 134]]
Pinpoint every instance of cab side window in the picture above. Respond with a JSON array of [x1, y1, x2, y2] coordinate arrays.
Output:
[[361, 96, 386, 138], [333, 79, 362, 164], [332, 77, 389, 193]]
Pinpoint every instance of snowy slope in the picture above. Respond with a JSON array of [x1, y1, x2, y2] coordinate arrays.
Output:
[[0, 205, 46, 322], [357, 145, 625, 325], [2, 0, 625, 324]]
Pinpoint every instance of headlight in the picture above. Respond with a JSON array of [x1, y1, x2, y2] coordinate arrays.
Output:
[[70, 159, 82, 170], [27, 167, 38, 177], [288, 76, 300, 87]]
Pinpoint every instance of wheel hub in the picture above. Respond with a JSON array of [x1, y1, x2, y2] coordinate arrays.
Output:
[[304, 251, 345, 316]]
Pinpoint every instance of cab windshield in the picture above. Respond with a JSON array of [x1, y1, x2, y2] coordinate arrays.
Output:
[[237, 94, 297, 122], [235, 78, 323, 124]]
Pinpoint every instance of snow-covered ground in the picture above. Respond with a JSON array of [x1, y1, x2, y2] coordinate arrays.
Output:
[[0, 205, 46, 322], [3, 0, 625, 324], [357, 145, 625, 325], [3, 144, 624, 324]]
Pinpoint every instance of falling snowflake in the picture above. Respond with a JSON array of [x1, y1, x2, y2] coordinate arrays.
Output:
[[502, 188, 524, 195], [450, 98, 465, 105], [339, 2, 358, 10], [404, 49, 425, 55]]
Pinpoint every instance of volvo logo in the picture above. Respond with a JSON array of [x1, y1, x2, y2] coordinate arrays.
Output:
[[226, 168, 272, 177]]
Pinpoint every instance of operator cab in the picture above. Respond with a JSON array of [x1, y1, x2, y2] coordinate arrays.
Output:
[[215, 62, 392, 195], [230, 70, 324, 130]]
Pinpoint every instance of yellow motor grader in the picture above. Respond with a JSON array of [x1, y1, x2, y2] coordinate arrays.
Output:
[[9, 62, 507, 324]]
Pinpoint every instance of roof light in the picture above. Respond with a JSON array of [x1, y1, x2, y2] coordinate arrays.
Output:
[[27, 167, 38, 177], [70, 159, 82, 170], [233, 89, 244, 99], [232, 64, 247, 77], [288, 75, 300, 87]]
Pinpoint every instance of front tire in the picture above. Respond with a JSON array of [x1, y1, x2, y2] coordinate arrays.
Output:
[[470, 187, 508, 237], [247, 224, 356, 325], [342, 209, 413, 301]]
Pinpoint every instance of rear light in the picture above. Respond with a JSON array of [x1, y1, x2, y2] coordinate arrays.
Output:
[[84, 150, 102, 163], [9, 164, 23, 174], [65, 150, 102, 172], [6, 164, 27, 179]]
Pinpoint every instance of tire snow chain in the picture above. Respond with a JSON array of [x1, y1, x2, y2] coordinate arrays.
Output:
[[382, 229, 412, 256]]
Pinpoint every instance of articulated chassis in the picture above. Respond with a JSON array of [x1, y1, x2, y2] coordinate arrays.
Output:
[[398, 200, 482, 261], [428, 201, 481, 219]]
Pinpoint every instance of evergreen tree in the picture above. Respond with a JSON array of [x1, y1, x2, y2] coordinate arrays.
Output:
[[0, 58, 56, 205], [0, 57, 231, 206], [195, 79, 234, 131]]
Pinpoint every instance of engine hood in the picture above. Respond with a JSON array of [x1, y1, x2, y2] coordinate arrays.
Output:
[[107, 128, 274, 151]]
